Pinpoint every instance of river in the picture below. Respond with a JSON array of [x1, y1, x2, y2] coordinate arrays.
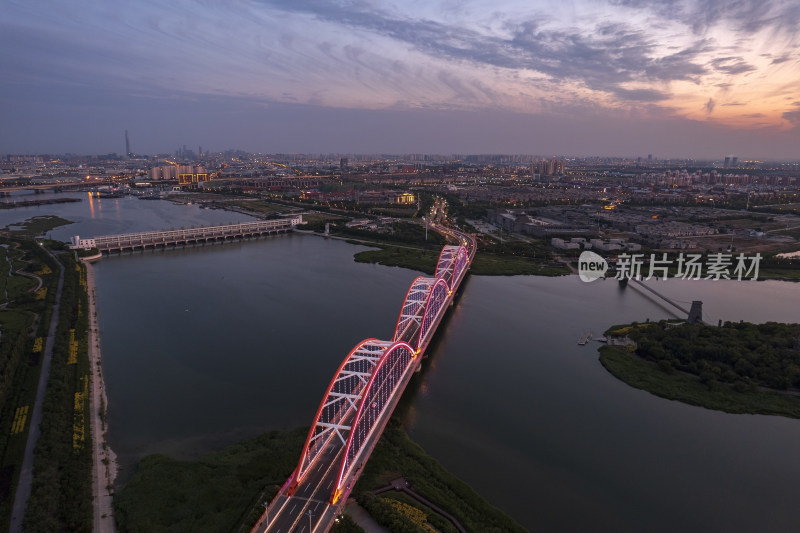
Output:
[[3, 191, 799, 532]]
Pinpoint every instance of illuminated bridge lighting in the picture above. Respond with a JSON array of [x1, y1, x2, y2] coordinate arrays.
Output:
[[254, 231, 475, 533]]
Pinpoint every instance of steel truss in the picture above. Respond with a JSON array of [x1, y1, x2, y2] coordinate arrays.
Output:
[[335, 341, 415, 499], [296, 339, 393, 481], [418, 277, 450, 347], [452, 246, 468, 286], [436, 245, 469, 285], [435, 245, 459, 283], [393, 276, 436, 342]]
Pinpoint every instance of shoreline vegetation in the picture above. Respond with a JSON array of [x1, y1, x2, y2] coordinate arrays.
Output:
[[0, 213, 109, 532], [0, 238, 61, 530], [114, 426, 526, 533], [352, 244, 570, 276], [296, 217, 570, 276], [22, 249, 94, 531], [599, 320, 800, 418]]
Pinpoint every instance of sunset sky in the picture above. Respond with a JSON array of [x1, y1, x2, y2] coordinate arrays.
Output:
[[2, 0, 799, 158]]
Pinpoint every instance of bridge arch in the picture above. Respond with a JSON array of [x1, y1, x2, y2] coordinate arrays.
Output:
[[392, 277, 436, 342], [435, 245, 469, 285], [452, 245, 469, 286], [417, 277, 450, 349], [435, 245, 458, 282], [295, 338, 392, 483], [333, 341, 416, 502]]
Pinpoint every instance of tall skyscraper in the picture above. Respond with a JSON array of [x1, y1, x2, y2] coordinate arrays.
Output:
[[125, 130, 131, 158]]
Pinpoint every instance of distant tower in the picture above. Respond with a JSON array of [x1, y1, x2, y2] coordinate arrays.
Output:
[[125, 130, 131, 158], [340, 157, 348, 169]]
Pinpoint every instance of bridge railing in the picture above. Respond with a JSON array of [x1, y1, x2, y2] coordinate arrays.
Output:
[[71, 217, 300, 250]]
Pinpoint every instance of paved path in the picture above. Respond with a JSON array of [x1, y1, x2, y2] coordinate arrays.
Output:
[[13, 269, 43, 293], [9, 250, 64, 533], [85, 261, 118, 533]]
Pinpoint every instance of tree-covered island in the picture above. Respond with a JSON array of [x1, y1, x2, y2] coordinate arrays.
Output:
[[600, 320, 800, 418]]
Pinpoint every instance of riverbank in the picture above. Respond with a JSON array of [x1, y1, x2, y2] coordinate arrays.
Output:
[[113, 427, 525, 533], [84, 260, 117, 532], [352, 243, 570, 276], [600, 345, 800, 417]]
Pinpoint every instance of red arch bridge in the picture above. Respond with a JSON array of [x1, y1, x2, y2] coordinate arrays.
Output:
[[252, 229, 475, 533]]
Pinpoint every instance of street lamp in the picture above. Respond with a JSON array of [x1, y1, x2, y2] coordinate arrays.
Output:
[[306, 510, 315, 532], [262, 502, 269, 527]]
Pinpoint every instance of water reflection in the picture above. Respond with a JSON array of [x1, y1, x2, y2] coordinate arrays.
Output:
[[88, 192, 95, 218]]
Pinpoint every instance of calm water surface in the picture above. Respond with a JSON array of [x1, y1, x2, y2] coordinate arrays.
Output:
[[406, 275, 800, 532], [0, 191, 253, 240], [4, 194, 799, 532], [93, 236, 411, 464]]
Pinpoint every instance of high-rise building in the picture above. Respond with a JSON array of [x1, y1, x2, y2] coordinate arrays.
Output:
[[125, 130, 131, 158], [177, 166, 209, 186], [535, 158, 565, 176]]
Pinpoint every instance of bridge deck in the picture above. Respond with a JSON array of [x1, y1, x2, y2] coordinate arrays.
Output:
[[70, 217, 301, 252]]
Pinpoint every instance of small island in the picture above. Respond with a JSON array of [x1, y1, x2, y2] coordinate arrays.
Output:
[[599, 320, 800, 418]]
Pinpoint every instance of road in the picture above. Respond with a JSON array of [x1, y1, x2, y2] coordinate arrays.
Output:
[[9, 250, 64, 533], [254, 440, 343, 533]]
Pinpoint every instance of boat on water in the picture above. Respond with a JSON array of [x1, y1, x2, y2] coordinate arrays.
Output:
[[578, 331, 592, 345]]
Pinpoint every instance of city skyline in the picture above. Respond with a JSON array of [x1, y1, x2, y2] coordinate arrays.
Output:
[[2, 0, 799, 158]]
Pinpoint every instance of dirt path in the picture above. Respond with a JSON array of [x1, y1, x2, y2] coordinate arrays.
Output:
[[84, 260, 118, 533]]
